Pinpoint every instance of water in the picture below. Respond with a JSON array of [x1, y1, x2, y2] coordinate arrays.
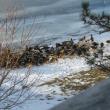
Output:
[[0, 0, 110, 46]]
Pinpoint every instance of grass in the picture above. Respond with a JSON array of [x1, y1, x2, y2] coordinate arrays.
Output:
[[0, 47, 22, 68], [39, 68, 110, 94]]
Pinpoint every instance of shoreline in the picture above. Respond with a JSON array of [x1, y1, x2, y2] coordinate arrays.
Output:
[[0, 35, 110, 69]]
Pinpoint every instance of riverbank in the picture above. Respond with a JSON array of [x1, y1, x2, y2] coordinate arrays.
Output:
[[0, 34, 109, 110], [0, 35, 109, 69]]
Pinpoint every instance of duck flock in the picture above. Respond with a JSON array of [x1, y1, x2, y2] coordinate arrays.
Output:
[[18, 35, 104, 67], [1, 35, 108, 68]]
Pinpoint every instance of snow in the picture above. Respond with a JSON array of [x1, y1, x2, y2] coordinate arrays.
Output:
[[94, 32, 110, 43], [32, 57, 90, 80], [8, 57, 88, 110], [104, 44, 110, 56], [11, 35, 110, 110], [94, 32, 110, 56], [10, 57, 89, 81], [0, 0, 110, 110]]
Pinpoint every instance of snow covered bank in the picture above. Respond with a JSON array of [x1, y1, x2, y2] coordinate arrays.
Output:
[[10, 57, 89, 110], [9, 34, 110, 110], [1, 34, 109, 110], [11, 57, 90, 82]]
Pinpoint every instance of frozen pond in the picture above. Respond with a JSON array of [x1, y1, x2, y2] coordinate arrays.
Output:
[[0, 0, 110, 45]]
